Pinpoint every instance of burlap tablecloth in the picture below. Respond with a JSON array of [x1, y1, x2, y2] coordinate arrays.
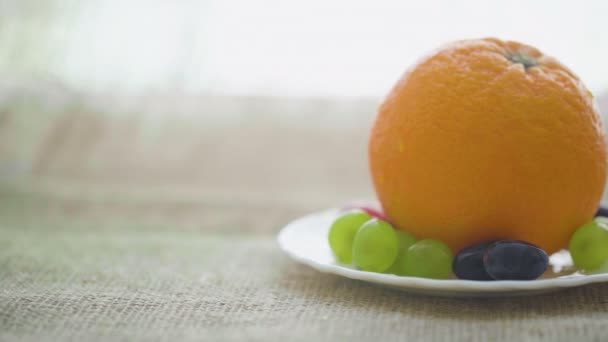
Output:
[[1, 93, 607, 341]]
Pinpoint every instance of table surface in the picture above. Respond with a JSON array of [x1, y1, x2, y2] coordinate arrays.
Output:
[[1, 94, 608, 342]]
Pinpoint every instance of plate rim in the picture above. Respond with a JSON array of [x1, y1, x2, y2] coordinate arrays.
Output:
[[277, 209, 608, 293]]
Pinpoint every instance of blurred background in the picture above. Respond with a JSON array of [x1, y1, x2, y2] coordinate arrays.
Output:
[[1, 0, 608, 219]]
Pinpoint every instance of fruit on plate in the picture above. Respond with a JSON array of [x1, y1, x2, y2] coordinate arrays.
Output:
[[569, 219, 608, 273], [453, 241, 494, 281], [595, 206, 608, 218], [328, 211, 372, 263], [483, 240, 548, 280], [453, 240, 549, 281], [392, 239, 453, 279], [369, 37, 607, 254], [386, 230, 417, 275], [341, 204, 390, 222], [352, 219, 400, 272]]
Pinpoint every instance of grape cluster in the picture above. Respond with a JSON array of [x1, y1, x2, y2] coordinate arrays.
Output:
[[328, 206, 608, 280], [329, 209, 453, 279], [453, 240, 548, 280]]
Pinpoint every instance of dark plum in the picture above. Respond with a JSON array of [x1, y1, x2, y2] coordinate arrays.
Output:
[[483, 240, 548, 280], [453, 241, 494, 281], [595, 206, 608, 218]]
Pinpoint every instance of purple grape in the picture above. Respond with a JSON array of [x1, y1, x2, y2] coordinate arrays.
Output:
[[483, 240, 548, 280], [453, 241, 494, 281], [595, 206, 608, 218]]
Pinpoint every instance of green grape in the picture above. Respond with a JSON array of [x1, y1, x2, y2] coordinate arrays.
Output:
[[387, 231, 417, 275], [352, 219, 400, 272], [569, 219, 608, 273], [328, 211, 372, 263], [396, 230, 418, 251], [401, 239, 453, 279]]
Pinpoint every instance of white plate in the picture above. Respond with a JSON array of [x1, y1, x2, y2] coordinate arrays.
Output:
[[277, 208, 608, 297]]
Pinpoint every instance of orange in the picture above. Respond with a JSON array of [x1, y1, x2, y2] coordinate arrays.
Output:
[[369, 38, 607, 254]]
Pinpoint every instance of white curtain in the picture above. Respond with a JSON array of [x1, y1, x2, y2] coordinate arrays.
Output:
[[1, 0, 607, 98]]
